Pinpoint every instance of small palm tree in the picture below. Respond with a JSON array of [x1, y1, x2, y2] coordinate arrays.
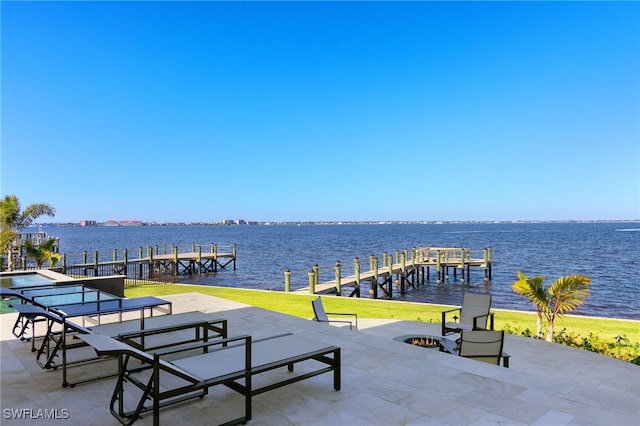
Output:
[[544, 275, 591, 342], [23, 238, 61, 269], [0, 194, 55, 270], [511, 272, 547, 339], [512, 271, 591, 342]]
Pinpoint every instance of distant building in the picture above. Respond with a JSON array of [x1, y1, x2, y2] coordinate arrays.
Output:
[[80, 220, 97, 227], [103, 220, 119, 227], [222, 219, 249, 225], [120, 220, 143, 226]]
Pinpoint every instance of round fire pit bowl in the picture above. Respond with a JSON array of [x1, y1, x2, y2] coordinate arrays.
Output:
[[393, 335, 455, 353]]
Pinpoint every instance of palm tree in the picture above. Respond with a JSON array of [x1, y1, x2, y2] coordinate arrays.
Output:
[[511, 272, 547, 339], [0, 194, 55, 270], [23, 238, 61, 269], [544, 275, 591, 342], [512, 271, 591, 342]]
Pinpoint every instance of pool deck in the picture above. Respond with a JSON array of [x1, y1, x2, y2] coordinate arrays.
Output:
[[1, 292, 639, 425]]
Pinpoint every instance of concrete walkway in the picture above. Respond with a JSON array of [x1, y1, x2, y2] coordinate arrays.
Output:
[[1, 293, 638, 425]]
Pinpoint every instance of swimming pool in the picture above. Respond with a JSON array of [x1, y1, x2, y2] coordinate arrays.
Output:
[[0, 272, 56, 288], [1, 271, 125, 314], [10, 284, 120, 307], [1, 271, 79, 314]]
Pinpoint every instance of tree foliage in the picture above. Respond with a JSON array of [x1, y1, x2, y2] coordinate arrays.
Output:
[[512, 272, 591, 342], [23, 238, 61, 269], [511, 271, 546, 338], [0, 194, 55, 270]]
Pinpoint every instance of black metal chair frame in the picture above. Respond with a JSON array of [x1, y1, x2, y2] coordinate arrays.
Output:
[[312, 297, 358, 330], [441, 293, 495, 336], [81, 332, 341, 426], [457, 330, 510, 368], [38, 311, 228, 388]]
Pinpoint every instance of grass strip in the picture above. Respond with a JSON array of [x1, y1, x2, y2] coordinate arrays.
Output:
[[125, 283, 639, 343]]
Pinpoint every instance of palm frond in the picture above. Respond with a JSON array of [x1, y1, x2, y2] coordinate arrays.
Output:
[[39, 238, 58, 251], [547, 275, 591, 316], [0, 195, 21, 229], [511, 271, 548, 309], [0, 195, 55, 230], [22, 238, 60, 268], [0, 229, 17, 254], [18, 203, 55, 228]]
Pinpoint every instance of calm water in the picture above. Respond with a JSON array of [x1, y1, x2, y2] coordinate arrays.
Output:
[[33, 222, 640, 319]]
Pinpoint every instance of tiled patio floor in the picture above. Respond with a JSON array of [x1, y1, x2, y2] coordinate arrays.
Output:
[[1, 292, 638, 425]]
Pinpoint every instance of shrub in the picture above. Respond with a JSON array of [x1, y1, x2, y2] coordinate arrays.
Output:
[[503, 324, 640, 363]]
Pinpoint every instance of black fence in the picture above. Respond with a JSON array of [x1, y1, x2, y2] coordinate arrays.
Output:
[[62, 262, 177, 286], [1, 261, 177, 287]]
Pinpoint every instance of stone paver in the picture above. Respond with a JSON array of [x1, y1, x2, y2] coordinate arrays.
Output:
[[1, 292, 638, 425]]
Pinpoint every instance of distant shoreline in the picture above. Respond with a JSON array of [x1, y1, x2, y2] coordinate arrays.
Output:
[[29, 219, 640, 228]]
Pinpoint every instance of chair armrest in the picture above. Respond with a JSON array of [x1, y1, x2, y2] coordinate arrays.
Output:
[[326, 312, 358, 329], [471, 312, 495, 330], [154, 334, 250, 357], [118, 319, 227, 340], [441, 308, 462, 336], [441, 307, 461, 322], [501, 351, 510, 368]]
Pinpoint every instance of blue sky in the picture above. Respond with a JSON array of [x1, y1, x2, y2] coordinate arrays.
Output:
[[2, 1, 638, 223]]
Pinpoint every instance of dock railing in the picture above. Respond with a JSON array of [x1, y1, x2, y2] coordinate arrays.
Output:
[[286, 247, 492, 298], [14, 242, 238, 286]]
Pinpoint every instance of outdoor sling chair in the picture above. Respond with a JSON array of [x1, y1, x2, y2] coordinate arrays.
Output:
[[312, 297, 358, 330], [79, 331, 341, 426], [441, 292, 494, 337], [457, 329, 510, 367]]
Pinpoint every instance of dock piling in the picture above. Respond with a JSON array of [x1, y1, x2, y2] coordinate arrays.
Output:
[[212, 244, 218, 272], [370, 255, 378, 299], [308, 270, 316, 295], [232, 243, 237, 270], [285, 269, 291, 292], [354, 257, 361, 297], [289, 245, 492, 298]]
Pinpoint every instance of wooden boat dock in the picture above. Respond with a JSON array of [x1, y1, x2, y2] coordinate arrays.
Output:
[[59, 243, 237, 284], [287, 247, 492, 299]]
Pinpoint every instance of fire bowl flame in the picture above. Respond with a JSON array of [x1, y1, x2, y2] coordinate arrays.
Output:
[[392, 335, 447, 351], [406, 336, 440, 348]]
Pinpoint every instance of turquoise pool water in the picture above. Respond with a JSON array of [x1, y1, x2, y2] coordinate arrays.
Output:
[[15, 285, 118, 307], [0, 273, 55, 288], [0, 273, 116, 313]]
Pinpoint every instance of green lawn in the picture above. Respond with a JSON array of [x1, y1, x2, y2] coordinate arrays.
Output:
[[125, 283, 640, 344]]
